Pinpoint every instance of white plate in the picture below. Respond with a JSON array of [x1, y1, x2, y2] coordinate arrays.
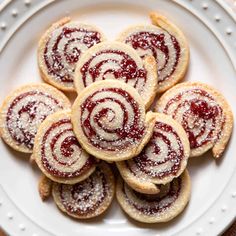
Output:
[[0, 0, 236, 235]]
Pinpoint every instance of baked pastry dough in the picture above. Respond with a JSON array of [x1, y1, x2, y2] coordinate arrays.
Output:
[[52, 162, 114, 219], [71, 80, 155, 161], [116, 170, 191, 223], [38, 17, 106, 91], [0, 83, 71, 153], [117, 113, 190, 194], [117, 12, 189, 93], [74, 41, 157, 109], [156, 82, 233, 158], [38, 175, 52, 201], [34, 110, 96, 184]]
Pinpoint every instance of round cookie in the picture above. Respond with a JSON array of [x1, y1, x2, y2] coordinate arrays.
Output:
[[117, 12, 189, 93], [156, 82, 234, 158], [0, 83, 71, 153], [38, 17, 106, 91], [116, 170, 191, 223], [71, 80, 156, 162], [52, 162, 115, 219], [33, 110, 96, 184], [74, 41, 157, 109], [117, 113, 190, 194]]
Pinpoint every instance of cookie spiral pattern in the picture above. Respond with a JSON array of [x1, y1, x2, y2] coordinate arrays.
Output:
[[117, 113, 190, 194], [74, 42, 157, 108], [34, 110, 96, 184], [52, 162, 114, 219], [0, 84, 71, 153], [117, 13, 189, 93], [156, 82, 233, 158], [38, 17, 106, 91], [116, 170, 191, 223], [72, 80, 154, 161], [123, 28, 179, 83]]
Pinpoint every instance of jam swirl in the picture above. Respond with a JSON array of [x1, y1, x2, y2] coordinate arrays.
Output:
[[41, 118, 95, 178], [123, 177, 181, 215], [59, 165, 109, 215], [79, 49, 147, 94], [162, 89, 224, 149], [80, 87, 145, 151], [125, 31, 180, 84], [6, 91, 63, 149], [125, 121, 184, 179], [44, 26, 102, 86]]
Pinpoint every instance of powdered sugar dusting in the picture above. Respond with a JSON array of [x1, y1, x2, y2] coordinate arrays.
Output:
[[159, 88, 225, 150], [122, 176, 181, 216], [80, 87, 146, 153], [58, 165, 111, 215], [6, 90, 65, 150], [77, 45, 153, 100], [40, 117, 95, 178], [42, 23, 103, 88], [122, 26, 180, 84], [125, 120, 186, 183]]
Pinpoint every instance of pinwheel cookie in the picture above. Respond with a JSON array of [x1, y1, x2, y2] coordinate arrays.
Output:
[[116, 170, 190, 223], [117, 113, 190, 194], [156, 82, 233, 158], [117, 12, 189, 93], [0, 83, 70, 153], [52, 162, 115, 219], [33, 110, 96, 184], [38, 17, 106, 91], [71, 80, 156, 162], [74, 41, 157, 109]]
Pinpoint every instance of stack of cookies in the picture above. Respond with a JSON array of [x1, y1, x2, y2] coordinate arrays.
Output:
[[0, 12, 233, 223]]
